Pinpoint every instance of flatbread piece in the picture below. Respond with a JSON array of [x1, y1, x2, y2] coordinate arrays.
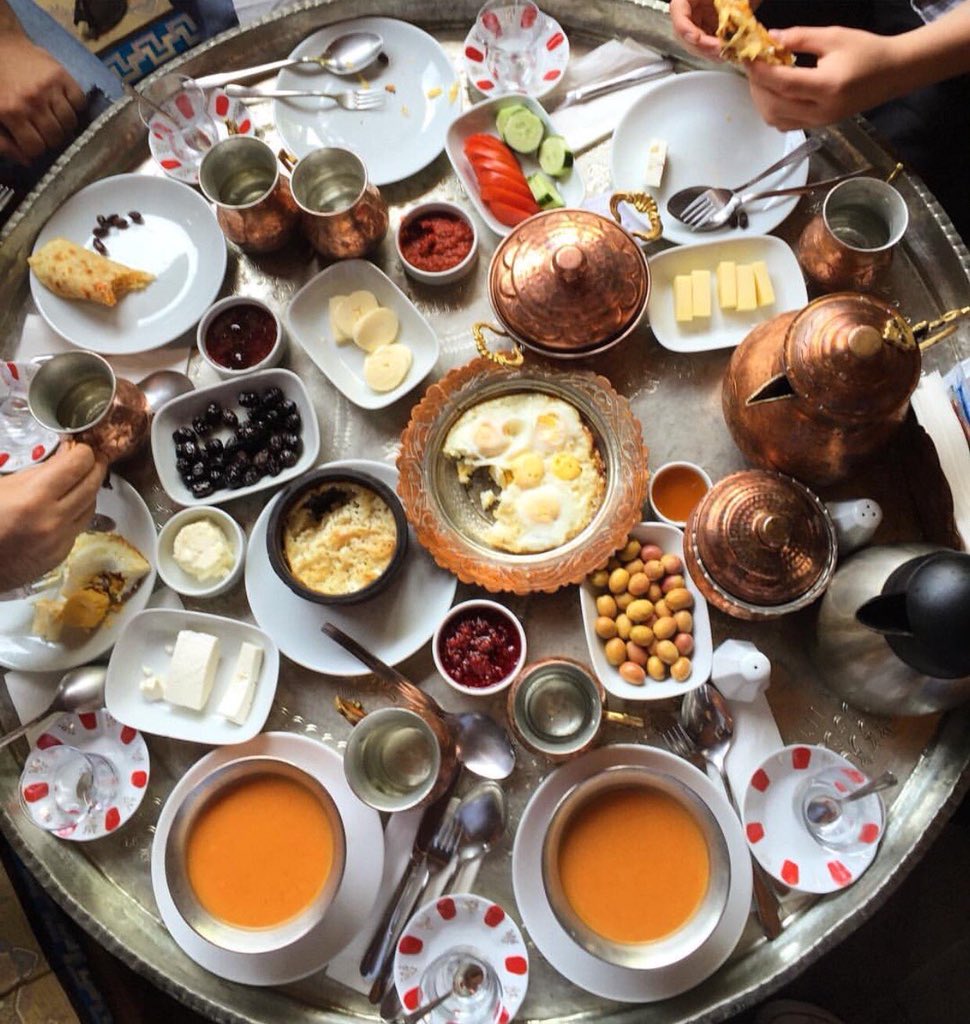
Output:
[[28, 237, 154, 307], [713, 0, 795, 66]]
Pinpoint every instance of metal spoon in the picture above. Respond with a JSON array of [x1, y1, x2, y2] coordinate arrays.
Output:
[[806, 770, 898, 826], [0, 665, 106, 750], [439, 780, 507, 892], [137, 370, 194, 414], [322, 623, 516, 781], [399, 960, 485, 1024], [196, 32, 384, 90], [681, 682, 784, 940]]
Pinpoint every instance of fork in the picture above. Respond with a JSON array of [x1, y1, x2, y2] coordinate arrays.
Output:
[[224, 84, 385, 110], [0, 184, 15, 216]]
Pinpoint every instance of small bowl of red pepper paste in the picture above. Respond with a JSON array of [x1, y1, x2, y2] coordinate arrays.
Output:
[[433, 599, 527, 696], [396, 201, 478, 286]]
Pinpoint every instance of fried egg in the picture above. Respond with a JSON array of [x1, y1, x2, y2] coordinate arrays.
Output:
[[443, 393, 606, 554]]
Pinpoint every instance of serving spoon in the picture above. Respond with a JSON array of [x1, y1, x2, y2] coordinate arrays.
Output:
[[0, 665, 106, 750]]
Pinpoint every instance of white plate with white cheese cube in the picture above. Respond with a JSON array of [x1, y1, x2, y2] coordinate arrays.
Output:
[[105, 608, 278, 744], [647, 235, 808, 353]]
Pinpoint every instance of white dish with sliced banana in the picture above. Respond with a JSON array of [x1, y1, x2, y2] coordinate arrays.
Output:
[[646, 234, 808, 353], [285, 260, 440, 410]]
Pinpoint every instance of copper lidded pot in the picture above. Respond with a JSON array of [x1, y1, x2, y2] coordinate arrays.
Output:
[[473, 193, 662, 366], [683, 469, 838, 621], [722, 291, 970, 487]]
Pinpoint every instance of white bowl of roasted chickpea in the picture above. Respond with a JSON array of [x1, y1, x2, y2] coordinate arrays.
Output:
[[579, 523, 713, 702]]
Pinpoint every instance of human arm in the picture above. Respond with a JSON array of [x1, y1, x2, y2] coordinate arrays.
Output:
[[0, 0, 86, 165], [746, 1, 970, 130], [0, 443, 104, 591]]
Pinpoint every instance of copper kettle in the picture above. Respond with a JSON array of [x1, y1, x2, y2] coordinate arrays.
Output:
[[722, 292, 970, 487]]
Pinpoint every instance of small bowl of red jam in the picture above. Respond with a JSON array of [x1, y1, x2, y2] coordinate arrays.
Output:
[[396, 201, 478, 286], [432, 599, 527, 696], [198, 296, 284, 378]]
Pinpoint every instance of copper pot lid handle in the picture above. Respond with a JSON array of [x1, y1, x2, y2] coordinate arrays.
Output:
[[690, 469, 836, 607]]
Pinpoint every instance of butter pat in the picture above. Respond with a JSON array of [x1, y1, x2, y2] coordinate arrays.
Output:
[[217, 641, 263, 725], [691, 269, 712, 318], [751, 260, 775, 307], [736, 263, 758, 312], [166, 630, 220, 711], [173, 519, 234, 583], [717, 261, 738, 310], [644, 139, 667, 189], [673, 274, 693, 322]]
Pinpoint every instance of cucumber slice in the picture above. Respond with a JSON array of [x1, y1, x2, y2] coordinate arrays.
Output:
[[538, 135, 574, 178], [496, 103, 530, 138], [502, 109, 545, 154], [527, 172, 565, 210]]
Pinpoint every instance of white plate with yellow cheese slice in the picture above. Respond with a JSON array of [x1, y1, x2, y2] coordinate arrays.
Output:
[[647, 234, 807, 353]]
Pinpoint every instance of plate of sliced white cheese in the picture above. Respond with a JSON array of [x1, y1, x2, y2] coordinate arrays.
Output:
[[647, 234, 808, 353], [104, 608, 278, 744], [286, 259, 440, 410]]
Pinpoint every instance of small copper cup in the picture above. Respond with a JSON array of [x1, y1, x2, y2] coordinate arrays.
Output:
[[27, 352, 149, 464], [199, 136, 299, 254], [288, 147, 388, 261], [796, 178, 909, 292]]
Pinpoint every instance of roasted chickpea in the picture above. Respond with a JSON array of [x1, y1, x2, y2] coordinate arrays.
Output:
[[665, 587, 694, 611], [615, 613, 633, 640], [654, 599, 671, 619], [596, 594, 618, 618], [608, 568, 630, 594], [626, 599, 654, 624], [623, 558, 645, 577], [644, 559, 665, 581], [656, 639, 679, 665], [653, 615, 677, 641], [647, 656, 667, 681], [604, 637, 627, 666], [674, 610, 694, 633], [615, 591, 635, 612], [619, 661, 647, 685], [626, 641, 648, 666], [627, 572, 650, 596], [620, 539, 642, 562], [640, 543, 663, 562], [595, 616, 618, 640], [661, 553, 683, 575], [674, 632, 695, 656], [661, 574, 686, 594], [589, 569, 609, 589], [670, 657, 693, 682], [629, 624, 655, 647]]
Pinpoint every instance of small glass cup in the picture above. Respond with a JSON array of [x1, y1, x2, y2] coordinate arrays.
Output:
[[138, 73, 218, 173], [476, 0, 546, 93], [419, 950, 502, 1024], [798, 766, 884, 854], [20, 745, 119, 836]]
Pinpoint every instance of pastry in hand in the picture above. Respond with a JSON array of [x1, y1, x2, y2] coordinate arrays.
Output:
[[28, 237, 154, 307], [713, 0, 795, 66]]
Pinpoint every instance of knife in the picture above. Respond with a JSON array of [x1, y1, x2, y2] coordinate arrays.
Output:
[[551, 60, 674, 112], [359, 781, 459, 998]]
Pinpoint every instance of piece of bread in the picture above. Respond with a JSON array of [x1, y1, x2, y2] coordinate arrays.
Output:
[[713, 0, 795, 66], [28, 237, 154, 307]]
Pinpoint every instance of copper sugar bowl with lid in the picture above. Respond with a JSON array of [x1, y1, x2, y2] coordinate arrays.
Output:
[[683, 469, 838, 621], [473, 194, 662, 366], [722, 291, 970, 487]]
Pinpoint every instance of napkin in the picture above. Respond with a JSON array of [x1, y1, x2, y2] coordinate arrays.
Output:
[[548, 38, 673, 153], [231, 0, 287, 25], [14, 314, 191, 384]]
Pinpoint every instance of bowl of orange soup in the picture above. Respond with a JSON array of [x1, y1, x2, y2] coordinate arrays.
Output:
[[164, 756, 346, 954], [542, 765, 730, 969]]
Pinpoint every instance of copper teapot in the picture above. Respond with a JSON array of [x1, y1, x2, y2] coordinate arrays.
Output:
[[722, 292, 970, 487]]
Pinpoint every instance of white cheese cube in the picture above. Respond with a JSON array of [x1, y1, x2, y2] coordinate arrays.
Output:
[[140, 674, 165, 702], [217, 642, 263, 725], [166, 630, 220, 711], [691, 269, 712, 318], [673, 274, 693, 323], [644, 139, 668, 189]]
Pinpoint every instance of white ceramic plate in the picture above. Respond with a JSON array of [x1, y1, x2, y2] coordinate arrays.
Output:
[[462, 14, 569, 100], [29, 174, 226, 354], [273, 17, 458, 186], [579, 523, 712, 702], [105, 608, 279, 745], [511, 744, 752, 1002], [742, 745, 884, 895], [245, 459, 457, 676], [0, 476, 157, 672], [610, 71, 808, 247], [447, 95, 586, 237], [647, 235, 808, 352], [151, 732, 384, 984], [150, 368, 320, 508], [286, 260, 440, 410]]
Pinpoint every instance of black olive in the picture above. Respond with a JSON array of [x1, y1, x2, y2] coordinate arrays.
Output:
[[279, 399, 297, 416], [233, 448, 251, 467], [266, 455, 282, 476], [222, 408, 238, 429], [173, 426, 194, 445], [204, 438, 223, 456], [205, 402, 222, 425], [238, 390, 259, 408], [226, 465, 244, 489], [191, 479, 215, 498], [223, 436, 239, 458], [279, 448, 297, 468], [263, 407, 281, 425], [235, 424, 255, 444], [268, 434, 285, 453], [243, 467, 261, 486], [284, 412, 302, 432], [179, 440, 198, 460], [208, 454, 225, 471], [175, 457, 191, 475], [253, 449, 270, 469], [260, 386, 284, 407], [192, 415, 212, 437], [208, 467, 225, 486], [190, 461, 207, 480], [282, 432, 299, 450]]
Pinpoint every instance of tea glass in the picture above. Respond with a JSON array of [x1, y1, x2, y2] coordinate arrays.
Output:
[[20, 745, 118, 835], [198, 136, 299, 253], [419, 951, 502, 1024], [648, 460, 713, 528], [138, 73, 218, 173], [476, 0, 546, 93], [796, 178, 909, 292], [797, 766, 884, 854]]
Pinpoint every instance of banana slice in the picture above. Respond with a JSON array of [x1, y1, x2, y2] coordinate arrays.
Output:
[[329, 295, 350, 343], [353, 306, 399, 352], [364, 343, 412, 392], [333, 289, 378, 338]]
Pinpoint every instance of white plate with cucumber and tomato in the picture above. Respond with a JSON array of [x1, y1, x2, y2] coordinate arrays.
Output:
[[446, 95, 585, 236]]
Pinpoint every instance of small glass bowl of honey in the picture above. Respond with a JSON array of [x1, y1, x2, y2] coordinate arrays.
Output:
[[648, 461, 713, 528]]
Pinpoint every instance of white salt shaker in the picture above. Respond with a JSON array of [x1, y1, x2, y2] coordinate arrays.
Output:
[[711, 639, 771, 703], [825, 498, 883, 556]]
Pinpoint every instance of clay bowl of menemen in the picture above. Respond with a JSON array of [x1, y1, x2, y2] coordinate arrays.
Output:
[[164, 755, 346, 954], [541, 765, 731, 969]]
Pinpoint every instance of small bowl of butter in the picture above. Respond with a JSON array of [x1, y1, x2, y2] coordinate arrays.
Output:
[[156, 506, 245, 599]]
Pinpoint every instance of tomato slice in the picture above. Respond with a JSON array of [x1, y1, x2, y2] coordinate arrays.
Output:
[[488, 200, 534, 227], [480, 183, 539, 214], [473, 168, 535, 202], [465, 133, 515, 155], [469, 156, 531, 186], [464, 137, 519, 165]]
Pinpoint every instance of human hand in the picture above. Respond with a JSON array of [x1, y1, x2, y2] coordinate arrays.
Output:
[[0, 444, 104, 592], [0, 34, 86, 165], [669, 0, 724, 62], [746, 26, 902, 131]]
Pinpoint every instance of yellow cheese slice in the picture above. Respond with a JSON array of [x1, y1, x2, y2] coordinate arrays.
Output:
[[674, 274, 693, 323], [691, 269, 712, 318], [333, 289, 378, 338], [329, 295, 351, 343], [717, 261, 738, 310], [751, 260, 776, 307], [363, 343, 412, 391], [736, 263, 758, 311], [353, 306, 400, 352]]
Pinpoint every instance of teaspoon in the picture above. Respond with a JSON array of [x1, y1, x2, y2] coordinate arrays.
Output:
[[0, 665, 106, 750]]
